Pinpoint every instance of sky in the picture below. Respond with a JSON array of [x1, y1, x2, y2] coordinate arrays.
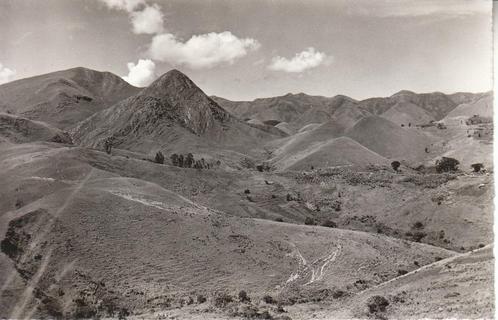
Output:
[[0, 0, 493, 100]]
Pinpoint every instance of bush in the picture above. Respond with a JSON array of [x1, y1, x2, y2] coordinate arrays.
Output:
[[262, 295, 275, 304], [321, 220, 337, 228], [196, 294, 207, 304], [332, 290, 346, 299], [397, 269, 408, 276], [366, 295, 389, 313], [238, 290, 250, 303], [304, 217, 316, 226], [213, 292, 233, 308], [412, 231, 427, 242], [274, 217, 284, 222], [436, 157, 459, 173], [471, 163, 484, 172], [244, 189, 251, 194], [155, 151, 164, 164], [412, 221, 424, 229], [391, 161, 401, 172]]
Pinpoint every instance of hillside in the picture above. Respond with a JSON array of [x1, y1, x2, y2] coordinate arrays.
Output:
[[346, 116, 437, 163], [72, 70, 279, 156], [285, 137, 389, 171], [0, 67, 140, 129], [445, 92, 493, 118], [0, 142, 454, 319], [213, 90, 478, 133], [0, 66, 492, 320], [0, 113, 71, 144], [213, 94, 356, 129]]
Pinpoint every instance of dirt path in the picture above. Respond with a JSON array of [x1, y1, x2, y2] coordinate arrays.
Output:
[[283, 242, 342, 287]]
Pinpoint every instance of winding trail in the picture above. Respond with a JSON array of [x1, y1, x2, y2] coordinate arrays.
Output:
[[283, 243, 342, 287]]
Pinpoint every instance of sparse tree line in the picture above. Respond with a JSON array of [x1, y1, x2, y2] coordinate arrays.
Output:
[[156, 152, 219, 169], [391, 157, 485, 174]]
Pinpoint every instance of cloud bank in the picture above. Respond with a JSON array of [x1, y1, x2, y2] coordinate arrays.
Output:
[[149, 31, 260, 69], [0, 63, 16, 84], [268, 47, 329, 73], [122, 59, 156, 87]]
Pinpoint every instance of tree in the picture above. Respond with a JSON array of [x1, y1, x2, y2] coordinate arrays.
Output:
[[104, 137, 113, 154], [391, 161, 401, 172], [185, 153, 195, 168], [238, 290, 250, 303], [366, 295, 389, 313], [321, 220, 337, 228], [170, 154, 179, 166], [155, 151, 164, 164], [435, 157, 459, 173], [471, 163, 484, 172], [304, 217, 316, 225], [178, 154, 184, 167]]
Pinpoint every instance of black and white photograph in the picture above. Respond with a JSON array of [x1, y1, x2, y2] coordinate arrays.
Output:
[[0, 0, 494, 319]]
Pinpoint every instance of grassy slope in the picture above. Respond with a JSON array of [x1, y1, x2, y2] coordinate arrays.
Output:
[[0, 142, 455, 318]]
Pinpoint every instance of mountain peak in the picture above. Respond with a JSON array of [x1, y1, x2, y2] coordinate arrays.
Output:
[[142, 69, 198, 99], [392, 90, 416, 97]]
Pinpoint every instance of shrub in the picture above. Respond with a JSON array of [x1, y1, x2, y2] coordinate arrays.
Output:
[[478, 244, 485, 248], [155, 151, 164, 164], [397, 269, 408, 276], [262, 295, 275, 304], [244, 189, 251, 194], [412, 221, 424, 229], [213, 292, 233, 308], [366, 295, 389, 313], [435, 256, 443, 261], [435, 157, 459, 173], [274, 217, 284, 222], [196, 294, 207, 304], [332, 290, 346, 299], [321, 220, 337, 228], [391, 161, 401, 172], [412, 231, 427, 242], [471, 163, 484, 172], [238, 290, 250, 303], [304, 217, 316, 226]]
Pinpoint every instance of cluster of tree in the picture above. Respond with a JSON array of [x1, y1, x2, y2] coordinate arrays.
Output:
[[170, 153, 212, 169], [435, 157, 459, 173]]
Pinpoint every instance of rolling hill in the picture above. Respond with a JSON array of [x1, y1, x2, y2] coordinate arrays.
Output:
[[0, 113, 71, 145], [346, 116, 437, 163], [72, 70, 280, 156], [0, 142, 454, 319], [0, 67, 140, 129]]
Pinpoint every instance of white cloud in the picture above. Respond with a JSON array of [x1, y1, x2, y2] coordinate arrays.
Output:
[[268, 47, 329, 73], [130, 4, 164, 34], [98, 0, 164, 35], [99, 0, 144, 12], [122, 59, 156, 87], [0, 63, 16, 85], [148, 31, 260, 69]]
